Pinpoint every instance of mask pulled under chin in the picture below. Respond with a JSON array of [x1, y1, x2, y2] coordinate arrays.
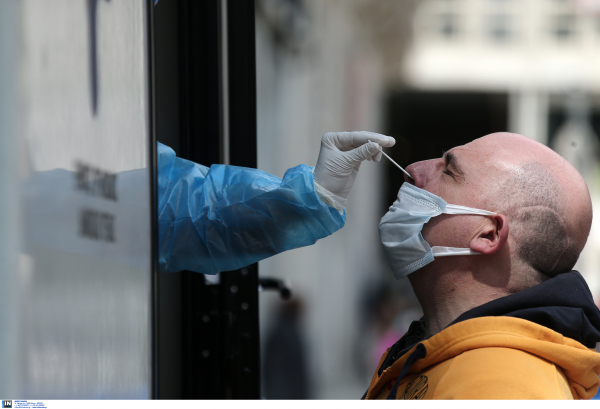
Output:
[[379, 183, 496, 280]]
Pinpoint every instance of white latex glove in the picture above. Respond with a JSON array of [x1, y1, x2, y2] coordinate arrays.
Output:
[[313, 131, 395, 211]]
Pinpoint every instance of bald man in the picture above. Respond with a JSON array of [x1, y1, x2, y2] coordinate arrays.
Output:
[[364, 133, 600, 400]]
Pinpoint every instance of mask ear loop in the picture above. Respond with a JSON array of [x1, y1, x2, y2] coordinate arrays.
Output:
[[432, 246, 481, 257], [432, 208, 497, 257], [444, 204, 496, 216]]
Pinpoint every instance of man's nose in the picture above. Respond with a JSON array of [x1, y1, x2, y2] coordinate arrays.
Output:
[[405, 159, 441, 188]]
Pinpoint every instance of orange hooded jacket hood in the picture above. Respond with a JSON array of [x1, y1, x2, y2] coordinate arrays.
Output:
[[364, 271, 600, 400]]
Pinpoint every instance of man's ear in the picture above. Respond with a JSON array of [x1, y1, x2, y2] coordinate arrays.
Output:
[[469, 214, 509, 255]]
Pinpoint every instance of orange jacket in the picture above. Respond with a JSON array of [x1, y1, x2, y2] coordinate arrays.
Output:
[[365, 316, 600, 400]]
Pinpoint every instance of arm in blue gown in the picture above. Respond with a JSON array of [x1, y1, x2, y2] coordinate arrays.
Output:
[[157, 142, 346, 274]]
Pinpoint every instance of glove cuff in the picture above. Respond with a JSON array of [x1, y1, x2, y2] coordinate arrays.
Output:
[[314, 181, 346, 213]]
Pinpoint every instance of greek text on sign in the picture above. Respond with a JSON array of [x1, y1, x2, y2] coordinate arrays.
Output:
[[74, 161, 117, 201]]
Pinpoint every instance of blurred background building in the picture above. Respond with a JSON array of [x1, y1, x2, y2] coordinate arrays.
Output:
[[404, 0, 600, 295], [255, 0, 600, 399]]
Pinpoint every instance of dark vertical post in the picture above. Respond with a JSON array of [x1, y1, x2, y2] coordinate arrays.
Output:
[[177, 0, 223, 400], [223, 0, 260, 399], [179, 0, 260, 399], [179, 0, 221, 166], [154, 0, 184, 399], [147, 0, 159, 399], [227, 0, 257, 168], [154, 0, 260, 399]]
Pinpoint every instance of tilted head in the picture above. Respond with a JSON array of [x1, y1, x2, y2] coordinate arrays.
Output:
[[405, 132, 592, 289]]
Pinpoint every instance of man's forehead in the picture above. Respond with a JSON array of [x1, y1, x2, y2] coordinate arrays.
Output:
[[445, 137, 515, 175], [460, 135, 503, 153], [444, 141, 488, 163]]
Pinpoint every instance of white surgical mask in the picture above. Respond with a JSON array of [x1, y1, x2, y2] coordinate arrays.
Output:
[[379, 183, 496, 279]]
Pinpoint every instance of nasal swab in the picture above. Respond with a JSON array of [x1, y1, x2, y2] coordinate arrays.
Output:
[[381, 150, 413, 180], [368, 140, 413, 180]]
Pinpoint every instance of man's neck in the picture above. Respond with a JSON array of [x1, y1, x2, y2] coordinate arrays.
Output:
[[408, 265, 511, 337]]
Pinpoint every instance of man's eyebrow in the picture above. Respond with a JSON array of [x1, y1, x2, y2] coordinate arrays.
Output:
[[443, 151, 466, 179]]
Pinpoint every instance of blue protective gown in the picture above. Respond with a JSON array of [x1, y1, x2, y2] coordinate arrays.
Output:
[[157, 142, 346, 275]]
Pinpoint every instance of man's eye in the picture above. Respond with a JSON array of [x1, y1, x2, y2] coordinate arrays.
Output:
[[444, 170, 453, 176]]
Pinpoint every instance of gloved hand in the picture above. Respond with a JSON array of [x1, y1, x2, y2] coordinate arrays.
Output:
[[313, 131, 395, 211]]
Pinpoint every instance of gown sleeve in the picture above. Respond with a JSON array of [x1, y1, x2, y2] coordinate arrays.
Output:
[[157, 142, 346, 274]]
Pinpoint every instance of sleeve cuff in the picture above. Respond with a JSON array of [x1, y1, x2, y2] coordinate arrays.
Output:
[[313, 181, 345, 214]]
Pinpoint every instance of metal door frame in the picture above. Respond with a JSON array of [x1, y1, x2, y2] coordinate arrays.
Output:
[[152, 0, 260, 399]]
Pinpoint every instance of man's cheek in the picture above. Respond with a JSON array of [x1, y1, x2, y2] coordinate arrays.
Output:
[[421, 217, 444, 246], [422, 215, 470, 247]]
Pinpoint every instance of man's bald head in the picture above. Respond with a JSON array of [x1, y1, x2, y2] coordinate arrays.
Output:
[[405, 131, 592, 284], [479, 133, 592, 278]]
